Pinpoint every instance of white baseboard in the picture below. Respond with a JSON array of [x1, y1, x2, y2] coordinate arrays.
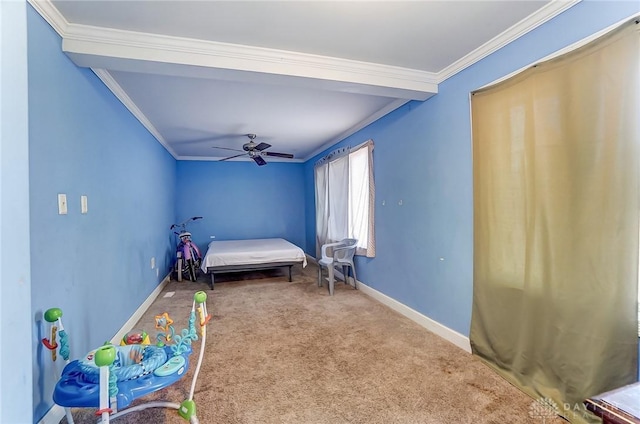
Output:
[[356, 280, 472, 353], [109, 273, 171, 345], [37, 405, 65, 424], [37, 274, 171, 424]]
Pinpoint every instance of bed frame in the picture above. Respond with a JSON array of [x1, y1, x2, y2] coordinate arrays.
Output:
[[206, 260, 303, 290]]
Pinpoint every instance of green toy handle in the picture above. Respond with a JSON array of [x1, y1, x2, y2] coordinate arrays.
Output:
[[194, 291, 207, 304], [94, 345, 116, 367], [44, 308, 63, 323]]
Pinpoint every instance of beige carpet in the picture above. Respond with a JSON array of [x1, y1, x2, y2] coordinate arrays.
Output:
[[65, 264, 566, 423]]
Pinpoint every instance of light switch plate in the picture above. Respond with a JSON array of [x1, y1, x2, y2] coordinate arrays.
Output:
[[81, 195, 88, 214], [58, 194, 67, 215]]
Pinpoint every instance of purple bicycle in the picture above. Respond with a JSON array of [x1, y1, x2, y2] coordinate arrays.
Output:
[[170, 217, 203, 282]]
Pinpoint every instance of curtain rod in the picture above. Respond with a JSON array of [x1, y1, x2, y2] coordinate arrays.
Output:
[[315, 146, 350, 167], [315, 139, 374, 167]]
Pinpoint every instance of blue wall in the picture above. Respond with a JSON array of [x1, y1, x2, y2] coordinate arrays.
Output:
[[175, 160, 306, 252], [304, 1, 640, 337], [27, 6, 177, 422], [0, 1, 33, 422]]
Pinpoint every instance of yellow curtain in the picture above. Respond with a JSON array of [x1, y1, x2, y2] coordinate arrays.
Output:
[[470, 18, 639, 423]]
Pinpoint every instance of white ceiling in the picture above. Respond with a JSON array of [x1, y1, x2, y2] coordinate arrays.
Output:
[[30, 0, 577, 163]]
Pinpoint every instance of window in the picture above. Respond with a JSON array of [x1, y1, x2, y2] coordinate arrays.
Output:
[[314, 140, 375, 258]]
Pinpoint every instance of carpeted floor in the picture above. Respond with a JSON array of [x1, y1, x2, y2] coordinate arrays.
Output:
[[65, 263, 565, 423]]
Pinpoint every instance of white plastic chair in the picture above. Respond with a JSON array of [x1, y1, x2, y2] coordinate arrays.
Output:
[[317, 238, 358, 296]]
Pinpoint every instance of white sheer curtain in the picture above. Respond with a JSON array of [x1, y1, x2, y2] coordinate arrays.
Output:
[[349, 142, 374, 256], [327, 154, 350, 242], [314, 164, 328, 256], [315, 140, 375, 258]]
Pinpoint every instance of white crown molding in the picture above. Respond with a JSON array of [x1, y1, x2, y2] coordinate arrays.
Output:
[[27, 0, 68, 36], [476, 12, 640, 91], [91, 69, 178, 159], [437, 0, 581, 83]]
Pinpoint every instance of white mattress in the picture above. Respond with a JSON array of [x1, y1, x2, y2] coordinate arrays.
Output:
[[201, 238, 307, 272]]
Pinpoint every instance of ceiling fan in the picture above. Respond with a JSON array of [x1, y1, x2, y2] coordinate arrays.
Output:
[[212, 134, 294, 166]]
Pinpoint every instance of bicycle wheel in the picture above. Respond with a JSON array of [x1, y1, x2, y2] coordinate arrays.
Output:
[[177, 257, 183, 282], [187, 259, 197, 281]]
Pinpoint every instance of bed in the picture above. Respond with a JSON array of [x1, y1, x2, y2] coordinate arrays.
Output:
[[200, 238, 308, 289]]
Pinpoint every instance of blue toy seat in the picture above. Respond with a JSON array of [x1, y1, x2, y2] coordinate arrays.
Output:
[[53, 344, 191, 409]]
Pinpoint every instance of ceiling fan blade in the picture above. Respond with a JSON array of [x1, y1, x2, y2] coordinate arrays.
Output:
[[264, 151, 294, 159], [253, 155, 267, 166], [211, 146, 244, 152], [254, 142, 271, 151], [219, 153, 247, 162]]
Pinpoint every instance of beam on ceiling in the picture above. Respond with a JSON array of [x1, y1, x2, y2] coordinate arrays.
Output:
[[61, 24, 438, 101]]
